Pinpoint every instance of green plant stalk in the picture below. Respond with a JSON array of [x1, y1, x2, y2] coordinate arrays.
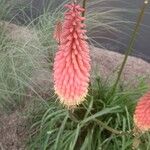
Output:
[[82, 0, 87, 17], [68, 109, 79, 122], [111, 0, 149, 95], [94, 119, 132, 136]]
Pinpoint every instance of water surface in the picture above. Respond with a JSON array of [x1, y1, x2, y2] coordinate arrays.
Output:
[[13, 0, 150, 62]]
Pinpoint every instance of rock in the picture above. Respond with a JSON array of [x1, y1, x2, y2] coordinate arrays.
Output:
[[91, 47, 150, 85], [29, 46, 150, 97], [1, 21, 150, 97], [0, 21, 39, 44]]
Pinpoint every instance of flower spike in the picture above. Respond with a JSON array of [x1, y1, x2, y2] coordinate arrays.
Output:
[[134, 92, 150, 132], [53, 3, 91, 108]]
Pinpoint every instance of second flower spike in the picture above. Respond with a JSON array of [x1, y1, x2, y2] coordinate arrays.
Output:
[[134, 92, 150, 132]]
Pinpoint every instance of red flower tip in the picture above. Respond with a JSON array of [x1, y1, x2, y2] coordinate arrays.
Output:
[[134, 92, 150, 132], [53, 3, 91, 108]]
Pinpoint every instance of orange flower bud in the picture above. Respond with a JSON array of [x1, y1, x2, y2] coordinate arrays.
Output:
[[53, 20, 62, 44]]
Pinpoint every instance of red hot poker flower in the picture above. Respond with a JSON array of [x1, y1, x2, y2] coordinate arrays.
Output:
[[134, 92, 150, 132], [53, 3, 91, 108]]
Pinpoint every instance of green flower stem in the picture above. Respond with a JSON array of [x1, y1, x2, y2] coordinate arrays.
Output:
[[68, 110, 79, 122], [94, 119, 132, 136], [82, 0, 87, 17], [111, 0, 149, 94]]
